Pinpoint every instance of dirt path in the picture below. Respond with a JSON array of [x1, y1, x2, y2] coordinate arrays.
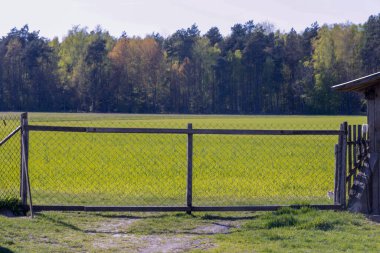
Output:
[[87, 218, 241, 252]]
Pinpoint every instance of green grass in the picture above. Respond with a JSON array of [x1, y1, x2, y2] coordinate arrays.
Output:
[[1, 113, 378, 252], [216, 208, 380, 252], [0, 209, 379, 252], [1, 113, 366, 207]]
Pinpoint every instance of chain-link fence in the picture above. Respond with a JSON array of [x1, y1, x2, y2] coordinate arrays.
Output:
[[17, 113, 348, 210], [193, 134, 338, 206], [0, 112, 353, 210], [0, 113, 21, 200], [29, 130, 187, 206]]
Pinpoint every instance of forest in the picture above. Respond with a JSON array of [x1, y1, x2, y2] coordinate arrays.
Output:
[[0, 14, 379, 114]]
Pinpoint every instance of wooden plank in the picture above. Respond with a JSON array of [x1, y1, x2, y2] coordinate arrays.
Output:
[[357, 125, 362, 204], [373, 159, 380, 214], [367, 97, 375, 151], [20, 113, 33, 218], [340, 122, 348, 208], [347, 125, 353, 196], [25, 124, 33, 218], [22, 130, 33, 218], [19, 114, 23, 201], [0, 125, 21, 146], [31, 205, 86, 212], [187, 123, 193, 214], [85, 206, 190, 212], [29, 205, 343, 212], [31, 205, 189, 212], [87, 127, 187, 134], [27, 125, 87, 133], [334, 144, 340, 205], [27, 125, 188, 134], [189, 129, 344, 136], [20, 113, 28, 206], [27, 125, 344, 136], [353, 125, 357, 171], [192, 205, 344, 211], [373, 89, 380, 214]]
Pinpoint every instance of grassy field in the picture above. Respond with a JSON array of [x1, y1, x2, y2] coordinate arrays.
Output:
[[1, 208, 380, 252], [1, 113, 366, 207], [2, 113, 379, 252]]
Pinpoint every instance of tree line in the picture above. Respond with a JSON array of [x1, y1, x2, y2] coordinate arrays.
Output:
[[1, 14, 380, 114]]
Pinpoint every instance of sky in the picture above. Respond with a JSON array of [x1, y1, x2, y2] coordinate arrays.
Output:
[[1, 0, 379, 40]]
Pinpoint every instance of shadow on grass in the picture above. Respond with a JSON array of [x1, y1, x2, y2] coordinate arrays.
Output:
[[38, 213, 82, 232], [92, 213, 173, 219], [35, 211, 256, 237], [200, 214, 257, 221], [182, 222, 237, 235], [92, 212, 200, 219], [0, 247, 13, 253], [84, 229, 131, 235], [368, 215, 380, 223]]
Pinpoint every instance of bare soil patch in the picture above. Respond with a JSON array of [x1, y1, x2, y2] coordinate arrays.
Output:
[[89, 218, 221, 252], [191, 220, 238, 235], [93, 234, 214, 252], [90, 218, 140, 233]]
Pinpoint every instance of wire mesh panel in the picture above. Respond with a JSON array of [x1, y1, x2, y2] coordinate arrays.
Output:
[[193, 134, 337, 206], [0, 113, 21, 200], [28, 131, 187, 206], [23, 113, 360, 210]]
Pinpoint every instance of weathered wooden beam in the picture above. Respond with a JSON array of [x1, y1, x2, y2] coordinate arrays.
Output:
[[340, 122, 348, 208], [28, 205, 343, 212], [0, 125, 21, 146], [31, 205, 190, 212], [20, 113, 28, 206], [27, 125, 344, 136], [347, 125, 353, 196], [334, 144, 340, 205], [27, 125, 87, 132], [186, 123, 193, 214], [191, 205, 343, 211], [21, 131, 33, 218], [190, 129, 344, 136]]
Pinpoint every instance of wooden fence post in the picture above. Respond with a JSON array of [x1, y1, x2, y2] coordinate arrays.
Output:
[[20, 112, 28, 206], [347, 125, 352, 197], [340, 122, 348, 208], [334, 122, 348, 208], [20, 112, 33, 217], [186, 123, 193, 214], [334, 144, 340, 205]]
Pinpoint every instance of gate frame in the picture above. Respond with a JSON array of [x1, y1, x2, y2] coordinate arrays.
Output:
[[18, 112, 347, 213]]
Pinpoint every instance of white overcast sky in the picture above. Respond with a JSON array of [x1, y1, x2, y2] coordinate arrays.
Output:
[[1, 0, 379, 39]]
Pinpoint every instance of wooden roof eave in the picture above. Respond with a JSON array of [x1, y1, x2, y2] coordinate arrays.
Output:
[[332, 72, 380, 92]]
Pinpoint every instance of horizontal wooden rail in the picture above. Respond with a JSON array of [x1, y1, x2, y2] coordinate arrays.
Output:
[[0, 125, 21, 147], [28, 205, 343, 212], [26, 125, 344, 136]]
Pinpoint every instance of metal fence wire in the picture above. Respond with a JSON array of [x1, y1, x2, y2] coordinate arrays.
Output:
[[0, 113, 21, 200], [29, 131, 187, 206], [1, 113, 347, 211], [193, 134, 336, 206], [28, 119, 341, 208]]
